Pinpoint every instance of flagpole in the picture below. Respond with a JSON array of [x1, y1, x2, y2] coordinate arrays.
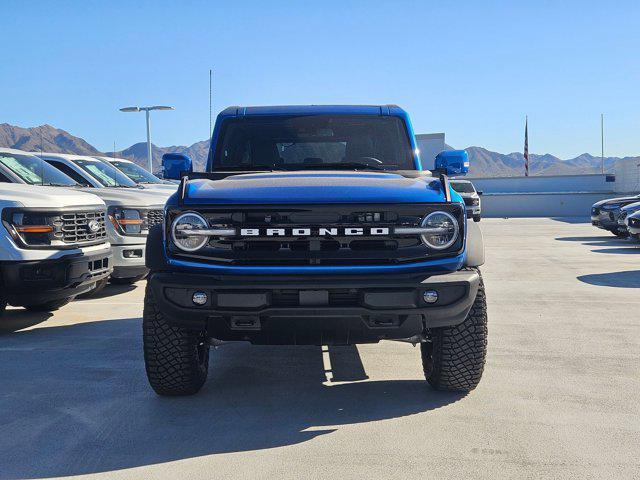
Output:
[[524, 115, 529, 177]]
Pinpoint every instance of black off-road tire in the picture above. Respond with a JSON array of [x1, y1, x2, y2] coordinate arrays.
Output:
[[143, 284, 209, 396], [473, 214, 481, 223], [24, 297, 74, 312], [77, 278, 109, 299], [110, 273, 147, 285], [421, 272, 487, 392], [611, 229, 629, 238], [0, 300, 6, 317]]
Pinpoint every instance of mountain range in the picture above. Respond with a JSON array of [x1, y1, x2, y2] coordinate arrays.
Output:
[[1, 122, 635, 177]]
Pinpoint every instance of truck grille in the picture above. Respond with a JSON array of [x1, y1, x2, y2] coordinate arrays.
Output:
[[168, 204, 464, 267], [54, 211, 107, 244], [145, 209, 164, 228]]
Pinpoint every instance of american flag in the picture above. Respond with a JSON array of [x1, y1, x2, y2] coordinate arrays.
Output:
[[524, 116, 529, 176]]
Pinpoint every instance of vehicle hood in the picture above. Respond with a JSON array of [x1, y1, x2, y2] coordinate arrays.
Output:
[[593, 195, 640, 208], [79, 187, 170, 208], [0, 184, 105, 209], [139, 184, 179, 192], [621, 201, 640, 213], [182, 171, 448, 205]]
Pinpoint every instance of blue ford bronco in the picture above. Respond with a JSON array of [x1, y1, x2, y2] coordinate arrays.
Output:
[[144, 105, 487, 396]]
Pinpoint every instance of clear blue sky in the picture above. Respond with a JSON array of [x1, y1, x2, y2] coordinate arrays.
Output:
[[2, 0, 639, 158]]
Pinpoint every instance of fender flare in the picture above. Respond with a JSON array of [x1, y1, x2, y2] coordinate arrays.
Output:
[[145, 224, 168, 270], [464, 219, 485, 267]]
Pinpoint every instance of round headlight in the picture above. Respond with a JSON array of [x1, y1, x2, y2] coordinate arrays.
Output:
[[420, 211, 459, 250], [171, 212, 209, 252]]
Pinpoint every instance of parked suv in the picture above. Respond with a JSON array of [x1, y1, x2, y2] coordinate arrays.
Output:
[[0, 179, 112, 316], [591, 194, 640, 237], [450, 179, 481, 222], [0, 150, 170, 285], [143, 105, 487, 396]]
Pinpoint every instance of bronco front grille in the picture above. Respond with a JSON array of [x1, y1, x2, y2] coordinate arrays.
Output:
[[167, 204, 465, 267], [54, 211, 107, 244]]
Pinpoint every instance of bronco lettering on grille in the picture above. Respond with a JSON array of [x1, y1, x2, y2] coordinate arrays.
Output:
[[238, 227, 390, 237]]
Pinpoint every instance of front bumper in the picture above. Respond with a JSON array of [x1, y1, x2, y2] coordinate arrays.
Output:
[[111, 243, 148, 279], [466, 206, 481, 216], [1, 250, 113, 306], [592, 211, 623, 231], [148, 269, 480, 345]]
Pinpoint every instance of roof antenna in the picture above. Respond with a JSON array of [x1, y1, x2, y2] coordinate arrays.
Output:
[[113, 140, 118, 187], [40, 129, 44, 186]]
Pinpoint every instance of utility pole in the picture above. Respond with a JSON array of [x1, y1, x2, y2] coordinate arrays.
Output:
[[601, 114, 605, 174]]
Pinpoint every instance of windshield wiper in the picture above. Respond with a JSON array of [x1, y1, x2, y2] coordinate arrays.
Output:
[[283, 162, 385, 171]]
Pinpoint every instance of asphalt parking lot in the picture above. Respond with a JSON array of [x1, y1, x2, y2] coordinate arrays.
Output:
[[1, 217, 639, 480]]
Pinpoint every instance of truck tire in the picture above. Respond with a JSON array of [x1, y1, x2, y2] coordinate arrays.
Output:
[[611, 229, 629, 238], [421, 272, 487, 392], [143, 284, 209, 396], [24, 297, 74, 312]]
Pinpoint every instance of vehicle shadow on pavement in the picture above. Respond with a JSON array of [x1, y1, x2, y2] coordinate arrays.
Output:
[[577, 270, 640, 288], [76, 283, 138, 301], [0, 310, 52, 334], [549, 217, 591, 224], [0, 318, 463, 479], [590, 246, 640, 254], [555, 236, 637, 249]]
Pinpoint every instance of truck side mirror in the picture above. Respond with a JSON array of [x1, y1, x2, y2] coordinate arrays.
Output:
[[477, 191, 483, 196], [435, 150, 469, 176], [162, 153, 193, 180]]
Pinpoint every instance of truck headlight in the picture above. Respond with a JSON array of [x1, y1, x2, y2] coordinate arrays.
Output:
[[3, 211, 54, 246], [420, 211, 459, 250], [171, 212, 209, 252], [109, 207, 144, 235]]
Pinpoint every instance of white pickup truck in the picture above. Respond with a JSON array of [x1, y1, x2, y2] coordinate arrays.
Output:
[[0, 183, 112, 316], [0, 149, 171, 285]]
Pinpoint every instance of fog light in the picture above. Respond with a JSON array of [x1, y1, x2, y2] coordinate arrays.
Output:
[[123, 249, 142, 258], [192, 291, 208, 306], [423, 290, 438, 304]]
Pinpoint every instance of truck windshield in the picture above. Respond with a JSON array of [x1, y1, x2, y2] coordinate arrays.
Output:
[[450, 181, 475, 193], [0, 153, 78, 186], [212, 115, 415, 171], [108, 160, 162, 184], [74, 159, 137, 187]]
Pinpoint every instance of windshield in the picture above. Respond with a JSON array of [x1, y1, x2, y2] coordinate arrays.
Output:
[[109, 160, 162, 184], [212, 115, 415, 171], [74, 159, 137, 187], [451, 181, 476, 193], [0, 153, 78, 186]]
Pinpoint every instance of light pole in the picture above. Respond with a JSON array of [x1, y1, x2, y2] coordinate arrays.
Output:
[[119, 105, 174, 172]]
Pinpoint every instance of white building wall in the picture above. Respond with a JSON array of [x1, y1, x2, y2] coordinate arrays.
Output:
[[465, 174, 616, 194], [460, 173, 634, 218], [614, 158, 640, 193], [415, 133, 445, 170]]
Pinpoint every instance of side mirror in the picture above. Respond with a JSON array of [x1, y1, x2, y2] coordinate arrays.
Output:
[[477, 191, 483, 196], [162, 153, 193, 180], [435, 150, 469, 176]]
